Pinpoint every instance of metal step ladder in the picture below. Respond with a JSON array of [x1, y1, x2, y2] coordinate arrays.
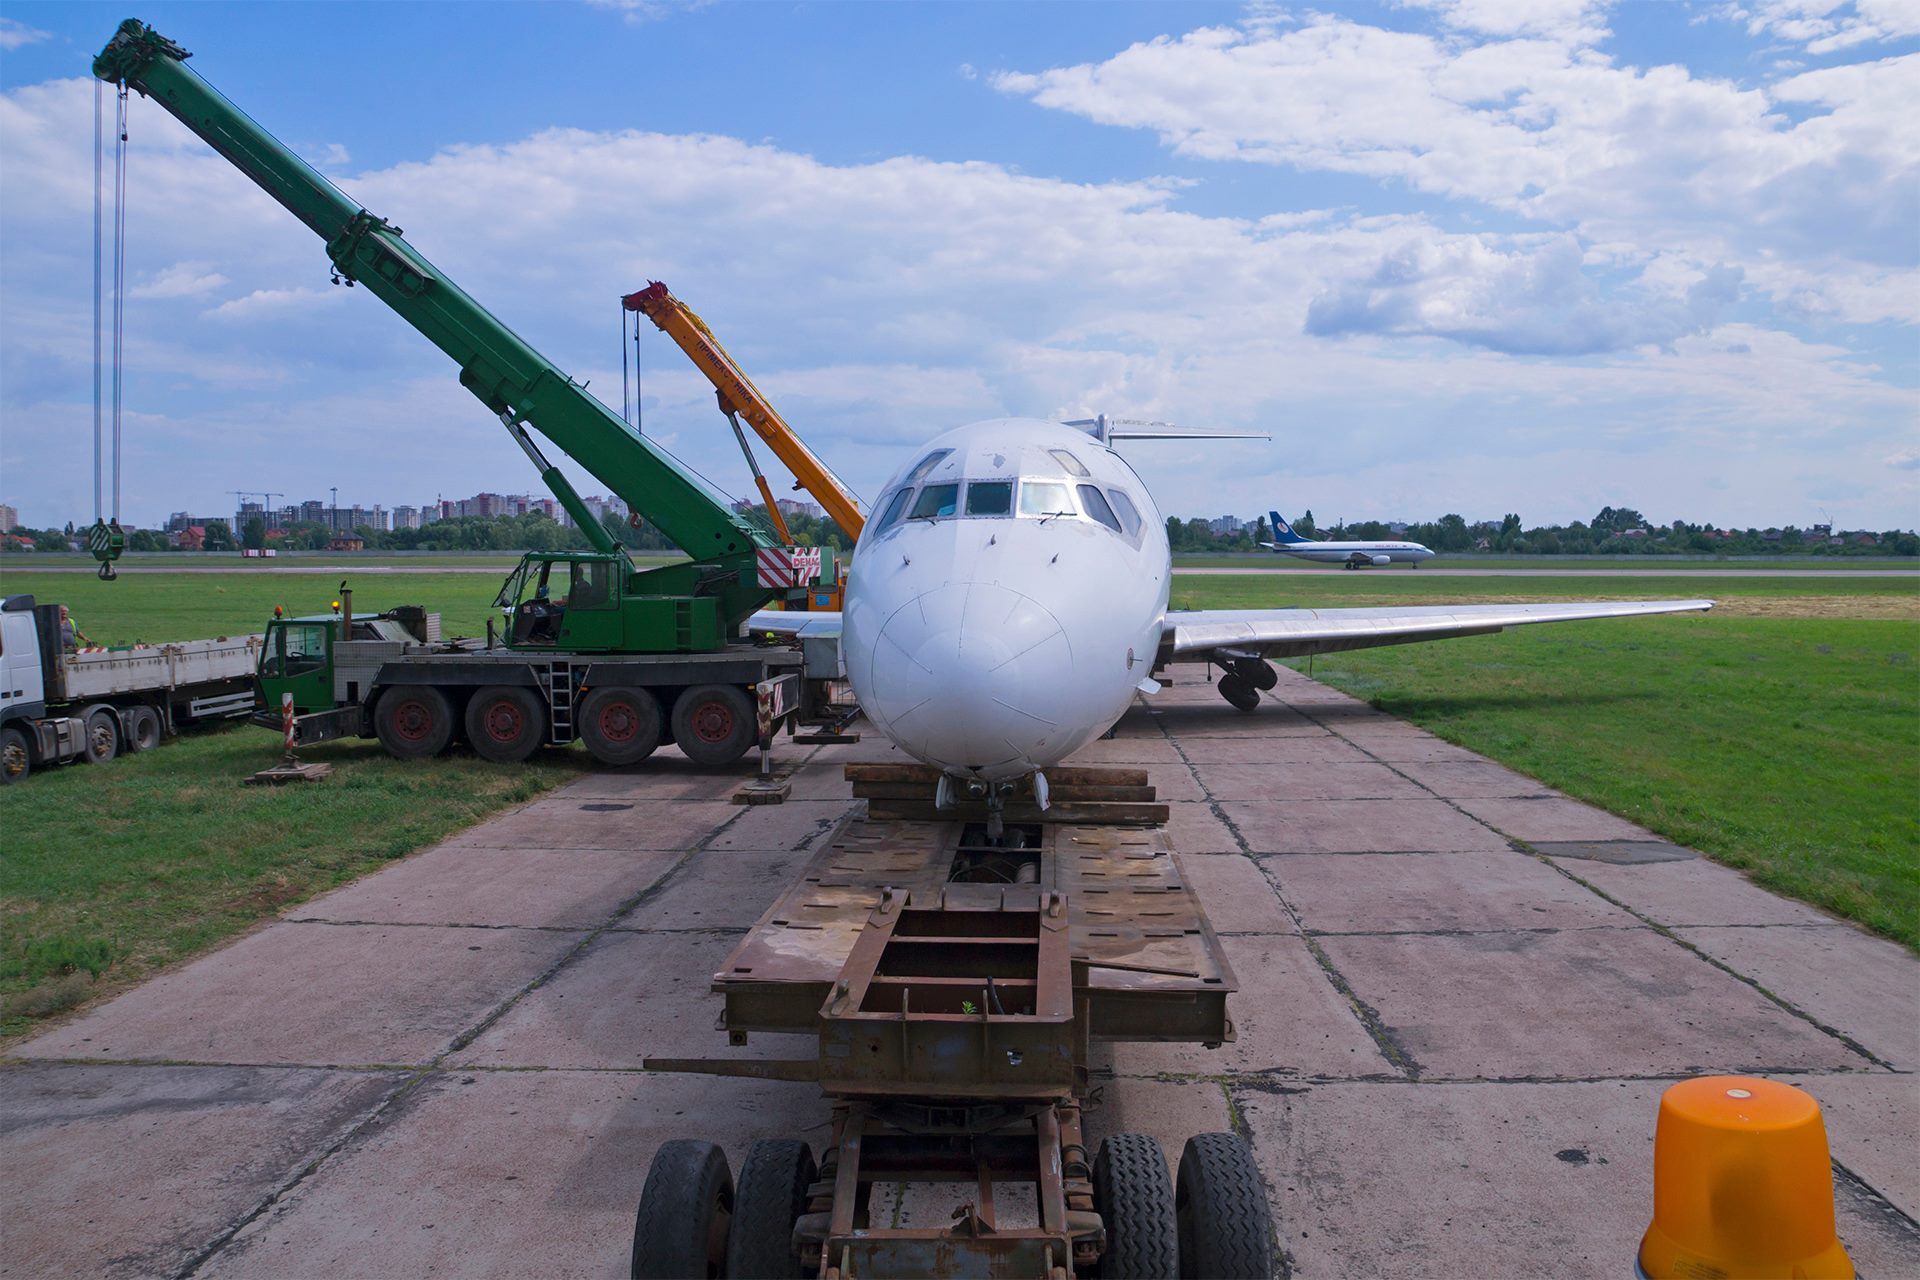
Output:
[[542, 661, 577, 745]]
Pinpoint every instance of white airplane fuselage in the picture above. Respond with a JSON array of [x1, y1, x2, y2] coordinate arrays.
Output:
[[841, 419, 1169, 783], [1274, 541, 1435, 568]]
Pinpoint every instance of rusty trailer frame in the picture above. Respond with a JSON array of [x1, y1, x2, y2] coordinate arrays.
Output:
[[635, 789, 1269, 1279]]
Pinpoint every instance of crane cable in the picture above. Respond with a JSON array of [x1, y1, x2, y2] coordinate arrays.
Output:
[[111, 81, 129, 523], [90, 86, 129, 525]]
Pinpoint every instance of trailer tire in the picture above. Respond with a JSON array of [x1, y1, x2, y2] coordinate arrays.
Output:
[[726, 1139, 816, 1279], [1094, 1133, 1178, 1279], [630, 1139, 732, 1280], [126, 706, 164, 753], [374, 685, 455, 759], [1176, 1133, 1273, 1279], [465, 685, 544, 763], [671, 684, 755, 767], [0, 727, 30, 785], [79, 708, 120, 764], [579, 687, 662, 767]]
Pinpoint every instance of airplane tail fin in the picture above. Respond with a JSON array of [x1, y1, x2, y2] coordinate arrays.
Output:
[[1268, 510, 1310, 544]]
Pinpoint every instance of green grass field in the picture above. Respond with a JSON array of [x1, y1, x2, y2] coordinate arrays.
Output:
[[0, 565, 1913, 1041]]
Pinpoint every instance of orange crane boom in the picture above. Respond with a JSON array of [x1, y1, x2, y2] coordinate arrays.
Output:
[[623, 282, 864, 544]]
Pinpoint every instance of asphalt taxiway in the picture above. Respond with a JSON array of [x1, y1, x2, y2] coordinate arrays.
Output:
[[4, 668, 1915, 1277]]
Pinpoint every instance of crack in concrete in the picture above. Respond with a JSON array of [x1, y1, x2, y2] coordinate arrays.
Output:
[[1139, 686, 1424, 1082], [167, 762, 801, 1279], [1277, 688, 1893, 1074]]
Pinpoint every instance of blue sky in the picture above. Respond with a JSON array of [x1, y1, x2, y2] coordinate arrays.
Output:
[[2, 0, 1915, 532]]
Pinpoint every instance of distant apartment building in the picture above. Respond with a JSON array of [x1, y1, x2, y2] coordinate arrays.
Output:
[[0, 503, 17, 533], [1207, 515, 1246, 537], [732, 498, 824, 521], [391, 505, 423, 530]]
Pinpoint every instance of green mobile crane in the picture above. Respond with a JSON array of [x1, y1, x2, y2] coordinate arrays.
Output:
[[94, 19, 837, 767]]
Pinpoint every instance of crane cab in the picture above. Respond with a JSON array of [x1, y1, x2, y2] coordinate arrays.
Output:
[[493, 551, 729, 654]]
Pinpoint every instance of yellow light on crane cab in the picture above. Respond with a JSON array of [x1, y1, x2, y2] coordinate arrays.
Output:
[[1640, 1076, 1852, 1280], [273, 605, 283, 618], [331, 599, 341, 613]]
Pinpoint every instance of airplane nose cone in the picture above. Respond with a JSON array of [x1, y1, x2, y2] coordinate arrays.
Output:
[[865, 582, 1074, 776]]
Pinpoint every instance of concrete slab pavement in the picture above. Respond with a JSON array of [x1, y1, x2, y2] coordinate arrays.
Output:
[[6, 659, 1913, 1278]]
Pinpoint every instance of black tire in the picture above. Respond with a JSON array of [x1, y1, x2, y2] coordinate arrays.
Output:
[[580, 686, 663, 767], [1216, 673, 1261, 713], [1176, 1133, 1273, 1280], [127, 706, 164, 753], [631, 1138, 733, 1280], [671, 684, 756, 767], [726, 1138, 816, 1279], [373, 684, 455, 760], [1248, 661, 1278, 692], [0, 726, 30, 785], [79, 708, 119, 764], [1093, 1133, 1178, 1279], [464, 684, 545, 763]]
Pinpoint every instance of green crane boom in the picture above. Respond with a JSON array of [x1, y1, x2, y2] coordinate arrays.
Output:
[[94, 19, 785, 649]]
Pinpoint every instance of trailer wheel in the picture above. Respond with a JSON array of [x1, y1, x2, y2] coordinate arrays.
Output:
[[631, 1138, 733, 1280], [1216, 673, 1261, 713], [126, 706, 164, 753], [374, 685, 455, 759], [465, 685, 544, 763], [726, 1139, 816, 1279], [671, 684, 755, 767], [580, 687, 662, 767], [79, 709, 120, 764], [0, 727, 30, 785], [1176, 1133, 1273, 1279], [1093, 1133, 1178, 1279]]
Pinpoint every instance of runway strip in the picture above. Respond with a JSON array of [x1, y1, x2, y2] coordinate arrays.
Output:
[[5, 673, 1915, 1277]]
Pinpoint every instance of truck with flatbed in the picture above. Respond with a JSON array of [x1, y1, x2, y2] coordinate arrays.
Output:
[[0, 593, 259, 784]]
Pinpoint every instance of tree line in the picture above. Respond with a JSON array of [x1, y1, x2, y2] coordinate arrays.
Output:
[[4, 505, 1910, 557]]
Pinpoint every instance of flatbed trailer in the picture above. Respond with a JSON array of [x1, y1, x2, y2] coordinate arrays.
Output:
[[634, 768, 1274, 1279], [1, 594, 260, 783]]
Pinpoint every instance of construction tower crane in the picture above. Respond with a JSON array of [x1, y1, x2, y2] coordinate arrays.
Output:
[[624, 282, 865, 544]]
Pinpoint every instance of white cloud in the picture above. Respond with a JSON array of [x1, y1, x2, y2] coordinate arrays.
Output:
[[129, 262, 230, 300], [585, 0, 714, 26], [0, 72, 1912, 531], [1725, 0, 1920, 53], [992, 17, 1920, 326], [0, 17, 51, 51]]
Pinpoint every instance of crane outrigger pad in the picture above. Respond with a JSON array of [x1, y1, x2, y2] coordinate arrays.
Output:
[[710, 813, 1236, 1047]]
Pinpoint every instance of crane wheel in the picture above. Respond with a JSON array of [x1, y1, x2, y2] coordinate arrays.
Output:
[[671, 684, 755, 767], [374, 685, 455, 759], [580, 687, 662, 767], [465, 685, 545, 763]]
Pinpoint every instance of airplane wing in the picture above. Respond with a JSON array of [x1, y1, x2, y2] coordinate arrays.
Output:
[[1162, 599, 1713, 662]]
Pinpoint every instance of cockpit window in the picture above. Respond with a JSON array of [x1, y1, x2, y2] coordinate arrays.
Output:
[[1048, 449, 1090, 477], [1107, 489, 1143, 538], [909, 483, 959, 519], [904, 449, 952, 484], [1078, 484, 1123, 533], [964, 481, 1013, 516], [1019, 480, 1074, 517], [874, 488, 914, 533]]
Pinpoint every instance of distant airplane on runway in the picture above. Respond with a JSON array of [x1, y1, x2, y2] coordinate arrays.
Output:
[[1262, 510, 1436, 569], [754, 419, 1709, 830]]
